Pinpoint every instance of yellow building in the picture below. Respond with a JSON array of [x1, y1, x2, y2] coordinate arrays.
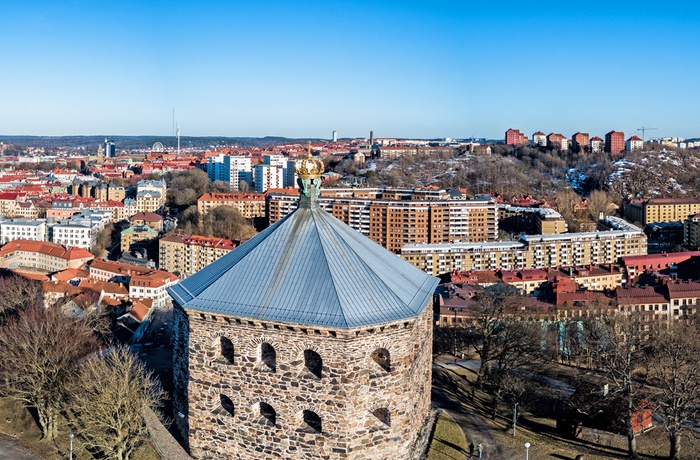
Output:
[[402, 217, 647, 276], [0, 240, 94, 272], [197, 192, 267, 219], [159, 233, 236, 278], [625, 197, 700, 225]]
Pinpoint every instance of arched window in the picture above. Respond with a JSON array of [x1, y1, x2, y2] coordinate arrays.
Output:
[[304, 349, 322, 379], [302, 410, 322, 433], [371, 348, 391, 372], [372, 407, 390, 426], [259, 402, 276, 425], [220, 337, 234, 364], [260, 343, 276, 372], [220, 395, 235, 416]]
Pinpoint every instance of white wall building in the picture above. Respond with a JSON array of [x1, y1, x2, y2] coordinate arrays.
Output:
[[0, 219, 47, 244], [51, 222, 95, 250], [253, 164, 284, 193]]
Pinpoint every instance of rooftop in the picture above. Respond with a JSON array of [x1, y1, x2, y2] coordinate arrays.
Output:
[[169, 179, 438, 329]]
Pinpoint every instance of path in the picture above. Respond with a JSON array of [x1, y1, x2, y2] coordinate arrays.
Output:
[[0, 434, 41, 460], [432, 362, 505, 459]]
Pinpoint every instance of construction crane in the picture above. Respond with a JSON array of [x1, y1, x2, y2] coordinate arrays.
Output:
[[637, 126, 657, 143]]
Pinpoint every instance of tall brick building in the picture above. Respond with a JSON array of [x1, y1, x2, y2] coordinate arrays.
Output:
[[505, 128, 528, 145], [605, 130, 625, 154], [571, 132, 590, 153], [168, 154, 438, 459]]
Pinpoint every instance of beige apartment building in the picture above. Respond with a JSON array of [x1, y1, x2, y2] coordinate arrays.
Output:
[[0, 240, 94, 272], [402, 217, 647, 276], [625, 197, 700, 225], [197, 192, 267, 219], [159, 233, 236, 278], [267, 189, 498, 253]]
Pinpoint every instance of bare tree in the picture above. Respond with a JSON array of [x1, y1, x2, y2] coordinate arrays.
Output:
[[470, 284, 530, 387], [587, 190, 615, 221], [647, 321, 700, 460], [70, 345, 166, 460], [0, 306, 99, 440], [0, 273, 43, 320], [589, 316, 648, 459]]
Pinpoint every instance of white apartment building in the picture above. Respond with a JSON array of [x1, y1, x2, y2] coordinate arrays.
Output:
[[51, 222, 95, 250], [0, 219, 47, 244], [254, 164, 284, 193]]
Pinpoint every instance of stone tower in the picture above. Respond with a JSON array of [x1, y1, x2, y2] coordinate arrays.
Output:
[[168, 149, 438, 459]]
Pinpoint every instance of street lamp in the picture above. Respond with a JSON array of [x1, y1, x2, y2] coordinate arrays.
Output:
[[69, 433, 74, 460], [524, 442, 531, 460]]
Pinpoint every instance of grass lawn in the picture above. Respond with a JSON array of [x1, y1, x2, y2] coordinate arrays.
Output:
[[427, 411, 468, 460]]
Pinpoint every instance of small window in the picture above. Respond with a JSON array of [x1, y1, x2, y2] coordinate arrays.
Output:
[[372, 408, 391, 426], [302, 410, 322, 433], [221, 337, 234, 364], [304, 350, 323, 379], [260, 343, 276, 372], [219, 395, 235, 416], [260, 402, 276, 425], [371, 348, 391, 372]]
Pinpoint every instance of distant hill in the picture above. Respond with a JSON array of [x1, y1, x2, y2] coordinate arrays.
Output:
[[0, 135, 323, 150]]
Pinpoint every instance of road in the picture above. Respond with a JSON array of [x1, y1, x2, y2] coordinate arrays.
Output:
[[0, 434, 41, 460]]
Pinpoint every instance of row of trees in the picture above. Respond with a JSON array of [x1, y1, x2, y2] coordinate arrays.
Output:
[[176, 205, 257, 241], [435, 285, 700, 460], [0, 275, 164, 460]]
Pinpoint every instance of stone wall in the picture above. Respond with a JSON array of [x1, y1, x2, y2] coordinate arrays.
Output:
[[173, 303, 433, 459]]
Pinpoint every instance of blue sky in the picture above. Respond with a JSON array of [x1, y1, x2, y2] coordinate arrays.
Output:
[[1, 1, 698, 139]]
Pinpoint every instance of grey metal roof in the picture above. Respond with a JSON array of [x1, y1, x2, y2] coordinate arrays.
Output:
[[168, 205, 438, 329]]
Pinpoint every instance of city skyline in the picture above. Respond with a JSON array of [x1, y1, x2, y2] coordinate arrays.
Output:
[[1, 1, 699, 139]]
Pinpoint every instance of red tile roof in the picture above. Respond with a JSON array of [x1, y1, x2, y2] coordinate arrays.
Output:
[[0, 240, 94, 261]]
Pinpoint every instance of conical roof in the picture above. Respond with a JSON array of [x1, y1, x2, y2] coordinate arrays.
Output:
[[168, 201, 438, 329]]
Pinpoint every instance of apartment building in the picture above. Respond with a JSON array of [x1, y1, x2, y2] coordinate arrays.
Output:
[[616, 281, 699, 326], [0, 191, 26, 218], [571, 132, 590, 153], [590, 136, 604, 153], [0, 219, 47, 244], [684, 214, 700, 249], [197, 193, 266, 219], [129, 211, 164, 232], [267, 191, 498, 252], [129, 270, 179, 309], [625, 197, 700, 225], [605, 130, 625, 154], [0, 240, 94, 271], [253, 164, 284, 193], [547, 133, 568, 150], [89, 258, 154, 284], [626, 135, 644, 152], [121, 225, 158, 252], [498, 204, 568, 235], [505, 128, 528, 146], [159, 233, 236, 278], [532, 131, 547, 147], [52, 222, 94, 250], [207, 154, 253, 191], [401, 217, 646, 276]]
